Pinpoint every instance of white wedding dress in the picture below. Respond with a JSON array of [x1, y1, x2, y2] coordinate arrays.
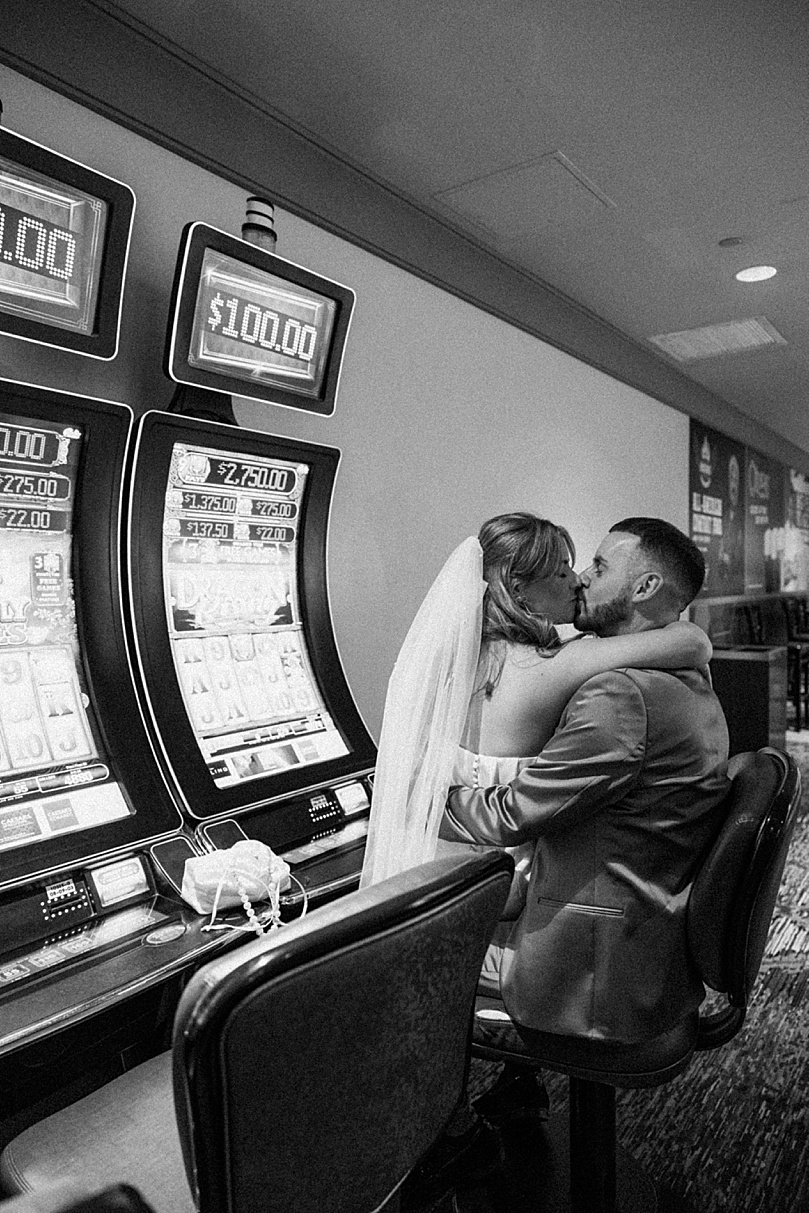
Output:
[[360, 535, 535, 898], [434, 745, 535, 919]]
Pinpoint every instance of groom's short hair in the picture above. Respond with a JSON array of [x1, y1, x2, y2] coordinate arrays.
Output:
[[609, 518, 705, 608]]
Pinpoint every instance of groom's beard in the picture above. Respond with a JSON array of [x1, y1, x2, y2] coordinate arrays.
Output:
[[575, 588, 633, 636]]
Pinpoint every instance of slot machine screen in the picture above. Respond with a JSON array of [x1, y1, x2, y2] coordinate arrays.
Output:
[[0, 128, 135, 359], [166, 223, 354, 415], [128, 412, 376, 821], [0, 384, 181, 892], [0, 413, 131, 853]]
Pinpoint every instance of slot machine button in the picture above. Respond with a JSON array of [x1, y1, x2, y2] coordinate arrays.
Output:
[[145, 923, 187, 946]]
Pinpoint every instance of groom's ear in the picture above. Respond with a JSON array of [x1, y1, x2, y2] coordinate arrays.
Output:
[[631, 571, 663, 601]]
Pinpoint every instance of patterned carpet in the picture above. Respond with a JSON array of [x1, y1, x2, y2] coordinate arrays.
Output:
[[614, 815, 809, 1212], [466, 737, 809, 1213]]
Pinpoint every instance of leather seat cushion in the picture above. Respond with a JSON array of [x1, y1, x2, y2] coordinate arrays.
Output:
[[473, 995, 699, 1088], [0, 1053, 192, 1213]]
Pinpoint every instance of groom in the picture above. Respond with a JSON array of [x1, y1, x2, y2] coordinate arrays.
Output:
[[440, 516, 731, 1044], [402, 517, 731, 1204]]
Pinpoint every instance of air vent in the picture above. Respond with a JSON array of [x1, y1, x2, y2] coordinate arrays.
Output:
[[648, 317, 787, 362]]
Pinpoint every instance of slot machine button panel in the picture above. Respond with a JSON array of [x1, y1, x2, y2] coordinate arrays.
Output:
[[86, 856, 152, 910], [192, 777, 372, 906], [40, 877, 93, 928]]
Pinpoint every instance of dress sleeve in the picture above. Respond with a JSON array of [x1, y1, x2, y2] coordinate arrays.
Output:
[[440, 671, 647, 846]]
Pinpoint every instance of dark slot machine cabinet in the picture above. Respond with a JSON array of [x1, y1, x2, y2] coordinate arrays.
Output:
[[125, 410, 376, 906], [0, 384, 251, 1144]]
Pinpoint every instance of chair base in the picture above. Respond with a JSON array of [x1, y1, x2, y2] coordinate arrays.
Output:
[[453, 1111, 695, 1213]]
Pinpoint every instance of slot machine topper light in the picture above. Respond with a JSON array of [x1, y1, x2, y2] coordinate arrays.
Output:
[[0, 119, 135, 359], [165, 207, 355, 424]]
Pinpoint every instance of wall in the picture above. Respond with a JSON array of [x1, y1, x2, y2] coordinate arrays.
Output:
[[6, 0, 805, 473], [0, 65, 688, 737]]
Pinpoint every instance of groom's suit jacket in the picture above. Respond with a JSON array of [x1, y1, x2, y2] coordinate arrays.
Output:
[[441, 667, 730, 1043]]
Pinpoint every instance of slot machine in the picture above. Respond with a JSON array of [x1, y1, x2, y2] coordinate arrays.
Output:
[[0, 384, 249, 1127], [0, 140, 252, 1130], [126, 222, 376, 907]]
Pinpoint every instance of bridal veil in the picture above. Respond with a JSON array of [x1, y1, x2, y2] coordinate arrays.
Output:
[[360, 536, 485, 886]]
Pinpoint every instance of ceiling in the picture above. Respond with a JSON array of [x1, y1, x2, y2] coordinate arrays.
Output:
[[63, 1, 809, 453]]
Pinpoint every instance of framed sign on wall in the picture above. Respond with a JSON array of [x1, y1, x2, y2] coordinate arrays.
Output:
[[689, 420, 746, 596], [744, 447, 784, 594]]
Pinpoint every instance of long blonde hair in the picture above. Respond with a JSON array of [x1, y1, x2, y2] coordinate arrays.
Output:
[[478, 511, 576, 694]]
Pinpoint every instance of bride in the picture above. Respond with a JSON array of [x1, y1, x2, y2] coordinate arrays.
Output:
[[360, 510, 711, 892]]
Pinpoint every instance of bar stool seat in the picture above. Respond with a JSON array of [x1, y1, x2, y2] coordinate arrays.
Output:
[[468, 747, 801, 1213], [781, 597, 809, 728], [0, 1184, 156, 1213], [0, 1055, 191, 1213]]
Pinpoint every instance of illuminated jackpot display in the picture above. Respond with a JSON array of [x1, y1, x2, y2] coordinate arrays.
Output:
[[166, 223, 354, 415], [0, 128, 134, 358], [163, 440, 350, 789], [192, 249, 335, 396], [0, 414, 130, 856]]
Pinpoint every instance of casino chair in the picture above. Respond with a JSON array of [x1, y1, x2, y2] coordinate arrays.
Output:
[[782, 594, 809, 637], [780, 597, 809, 729], [0, 852, 513, 1213], [466, 746, 801, 1213]]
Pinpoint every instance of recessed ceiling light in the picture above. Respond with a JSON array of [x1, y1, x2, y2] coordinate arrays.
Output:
[[735, 265, 777, 282]]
